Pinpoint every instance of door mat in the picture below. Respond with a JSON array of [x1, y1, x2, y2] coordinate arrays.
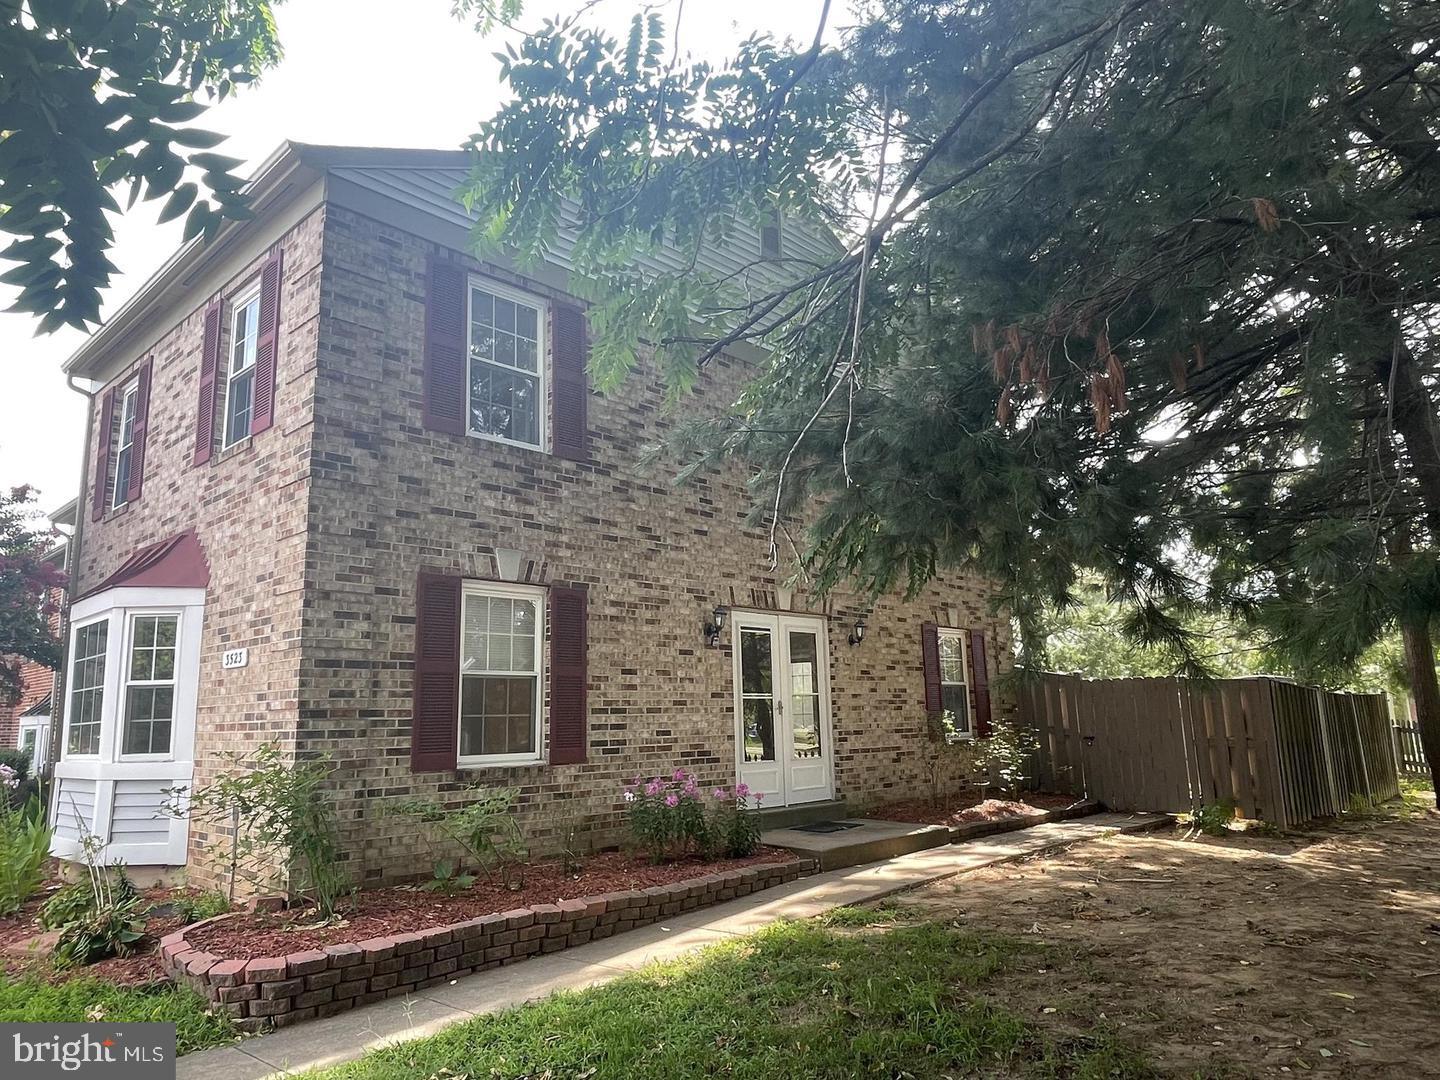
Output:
[[790, 820, 864, 834]]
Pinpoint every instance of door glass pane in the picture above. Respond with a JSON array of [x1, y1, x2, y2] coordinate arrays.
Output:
[[743, 698, 776, 762], [740, 629, 772, 694], [789, 631, 822, 758]]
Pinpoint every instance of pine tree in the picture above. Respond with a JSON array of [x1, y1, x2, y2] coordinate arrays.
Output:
[[463, 0, 1440, 788]]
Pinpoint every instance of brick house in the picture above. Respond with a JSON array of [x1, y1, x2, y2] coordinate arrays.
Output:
[[54, 143, 1013, 886]]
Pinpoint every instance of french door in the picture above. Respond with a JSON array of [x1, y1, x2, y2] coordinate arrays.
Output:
[[732, 612, 834, 806]]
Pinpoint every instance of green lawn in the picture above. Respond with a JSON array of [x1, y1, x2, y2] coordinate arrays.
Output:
[[0, 973, 235, 1055], [304, 916, 1154, 1080]]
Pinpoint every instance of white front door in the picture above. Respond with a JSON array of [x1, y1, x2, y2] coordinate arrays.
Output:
[[733, 612, 834, 806]]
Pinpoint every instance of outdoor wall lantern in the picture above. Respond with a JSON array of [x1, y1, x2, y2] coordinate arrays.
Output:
[[848, 617, 867, 646], [704, 606, 728, 648]]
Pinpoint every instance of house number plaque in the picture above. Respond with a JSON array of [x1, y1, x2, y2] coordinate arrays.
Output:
[[222, 648, 249, 669]]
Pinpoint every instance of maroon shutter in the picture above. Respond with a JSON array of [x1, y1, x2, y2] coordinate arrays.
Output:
[[423, 257, 467, 435], [249, 251, 283, 435], [921, 621, 942, 714], [193, 300, 223, 465], [548, 586, 588, 764], [90, 388, 117, 521], [412, 572, 462, 772], [551, 302, 589, 461], [126, 358, 152, 504], [969, 629, 992, 737]]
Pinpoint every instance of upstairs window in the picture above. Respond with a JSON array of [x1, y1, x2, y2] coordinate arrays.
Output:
[[468, 279, 545, 450], [110, 380, 139, 510], [67, 620, 108, 755], [760, 210, 783, 260], [223, 283, 262, 448]]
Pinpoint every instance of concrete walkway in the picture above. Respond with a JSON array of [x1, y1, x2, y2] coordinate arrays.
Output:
[[177, 811, 1165, 1080]]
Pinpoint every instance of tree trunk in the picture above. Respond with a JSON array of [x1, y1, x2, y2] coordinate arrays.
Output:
[[1399, 616, 1440, 795], [1377, 343, 1440, 792]]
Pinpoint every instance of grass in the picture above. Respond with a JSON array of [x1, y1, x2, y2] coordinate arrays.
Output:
[[303, 920, 1155, 1080], [0, 972, 235, 1055]]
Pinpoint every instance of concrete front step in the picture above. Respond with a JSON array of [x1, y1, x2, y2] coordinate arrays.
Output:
[[754, 798, 850, 831], [759, 819, 952, 871]]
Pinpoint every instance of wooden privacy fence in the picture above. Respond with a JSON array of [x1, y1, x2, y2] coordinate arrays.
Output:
[[1017, 673, 1401, 829]]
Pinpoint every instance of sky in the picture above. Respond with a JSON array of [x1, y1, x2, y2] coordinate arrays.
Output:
[[0, 0, 834, 516]]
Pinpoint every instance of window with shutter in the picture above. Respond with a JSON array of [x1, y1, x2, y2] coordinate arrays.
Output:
[[423, 258, 467, 435], [411, 572, 462, 772], [193, 300, 223, 465], [91, 388, 117, 522], [109, 379, 140, 512], [548, 585, 588, 764], [249, 251, 283, 435], [551, 303, 588, 462], [969, 629, 993, 737]]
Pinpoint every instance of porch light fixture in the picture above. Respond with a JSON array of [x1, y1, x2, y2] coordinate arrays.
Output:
[[704, 606, 727, 648], [848, 617, 867, 646]]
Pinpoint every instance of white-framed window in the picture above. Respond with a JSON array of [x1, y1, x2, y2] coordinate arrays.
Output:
[[459, 581, 544, 764], [121, 613, 178, 756], [223, 282, 262, 448], [66, 619, 108, 755], [467, 277, 546, 451], [110, 379, 140, 510], [938, 629, 972, 741]]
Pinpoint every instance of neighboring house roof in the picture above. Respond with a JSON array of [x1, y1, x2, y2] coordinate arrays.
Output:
[[82, 529, 210, 599], [20, 694, 51, 718], [64, 142, 842, 383]]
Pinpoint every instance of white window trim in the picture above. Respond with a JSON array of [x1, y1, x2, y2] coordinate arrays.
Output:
[[109, 379, 140, 511], [118, 611, 181, 761], [64, 615, 110, 757], [52, 586, 204, 867], [222, 281, 262, 449], [457, 580, 546, 768], [937, 628, 974, 742], [465, 275, 548, 453]]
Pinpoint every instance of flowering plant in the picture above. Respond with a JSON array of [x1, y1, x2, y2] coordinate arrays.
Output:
[[623, 770, 764, 862]]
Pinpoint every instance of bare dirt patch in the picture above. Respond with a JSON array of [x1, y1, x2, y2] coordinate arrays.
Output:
[[887, 798, 1440, 1077]]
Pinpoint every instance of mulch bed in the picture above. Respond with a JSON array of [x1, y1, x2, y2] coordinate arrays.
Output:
[[0, 884, 191, 986], [864, 791, 1083, 828], [185, 847, 798, 959]]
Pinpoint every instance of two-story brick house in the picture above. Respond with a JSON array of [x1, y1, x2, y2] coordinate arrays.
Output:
[[54, 143, 1013, 887]]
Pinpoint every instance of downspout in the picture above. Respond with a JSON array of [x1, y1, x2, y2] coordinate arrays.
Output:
[[47, 374, 97, 781]]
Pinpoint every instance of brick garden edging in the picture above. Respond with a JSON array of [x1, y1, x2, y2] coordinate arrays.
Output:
[[160, 857, 815, 1032]]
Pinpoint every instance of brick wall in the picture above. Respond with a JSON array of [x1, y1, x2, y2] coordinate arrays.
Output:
[[71, 207, 327, 873], [301, 206, 1015, 886]]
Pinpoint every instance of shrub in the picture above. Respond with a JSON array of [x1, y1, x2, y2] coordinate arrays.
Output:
[[1184, 800, 1237, 836], [39, 822, 145, 968], [0, 793, 51, 915], [387, 785, 529, 888], [973, 719, 1041, 796], [623, 771, 764, 862], [167, 744, 349, 917]]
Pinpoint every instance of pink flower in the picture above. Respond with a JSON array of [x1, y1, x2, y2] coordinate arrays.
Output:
[[664, 793, 679, 808], [673, 768, 687, 782], [734, 783, 750, 798], [713, 787, 728, 800], [644, 778, 664, 796], [683, 779, 699, 797], [754, 792, 765, 803]]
